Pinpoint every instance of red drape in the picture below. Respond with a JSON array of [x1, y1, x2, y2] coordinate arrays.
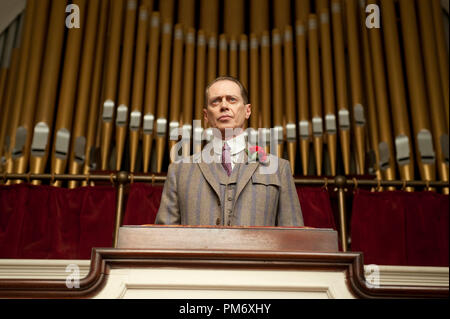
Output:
[[122, 183, 163, 225], [0, 184, 116, 259], [351, 189, 449, 266], [296, 187, 337, 230]]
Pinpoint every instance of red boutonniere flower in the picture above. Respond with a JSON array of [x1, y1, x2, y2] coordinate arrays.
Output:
[[246, 146, 269, 164]]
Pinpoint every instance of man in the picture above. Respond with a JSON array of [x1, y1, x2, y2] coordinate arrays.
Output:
[[155, 76, 303, 226]]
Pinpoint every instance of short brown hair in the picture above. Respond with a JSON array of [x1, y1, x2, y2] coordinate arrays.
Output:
[[204, 76, 249, 107]]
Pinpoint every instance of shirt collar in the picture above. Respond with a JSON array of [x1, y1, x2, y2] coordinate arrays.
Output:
[[213, 132, 246, 155]]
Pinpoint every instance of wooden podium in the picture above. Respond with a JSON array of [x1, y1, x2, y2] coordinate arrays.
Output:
[[0, 225, 447, 298]]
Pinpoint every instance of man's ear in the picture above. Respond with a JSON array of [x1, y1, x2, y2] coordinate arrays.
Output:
[[203, 108, 208, 122], [245, 104, 251, 119]]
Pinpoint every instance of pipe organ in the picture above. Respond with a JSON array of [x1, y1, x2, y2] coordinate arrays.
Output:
[[0, 0, 448, 191]]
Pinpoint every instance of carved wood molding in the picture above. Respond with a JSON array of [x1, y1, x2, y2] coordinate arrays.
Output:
[[0, 248, 447, 298]]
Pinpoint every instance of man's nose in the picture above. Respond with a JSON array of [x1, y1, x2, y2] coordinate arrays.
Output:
[[220, 97, 230, 109]]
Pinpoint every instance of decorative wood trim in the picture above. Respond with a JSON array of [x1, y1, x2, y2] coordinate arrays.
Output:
[[0, 249, 447, 298]]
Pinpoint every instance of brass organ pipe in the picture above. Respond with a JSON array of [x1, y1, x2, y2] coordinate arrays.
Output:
[[50, 0, 86, 187], [0, 17, 20, 162], [115, 0, 138, 171], [13, 0, 50, 181], [274, 0, 291, 32], [194, 30, 206, 155], [195, 30, 207, 124], [239, 34, 248, 91], [260, 31, 271, 150], [345, 0, 366, 175], [295, 0, 310, 23], [159, 0, 175, 23], [27, 0, 67, 184], [207, 33, 218, 84], [416, 0, 449, 192], [83, 0, 109, 184], [359, 1, 381, 180], [229, 35, 238, 78], [129, 4, 149, 173], [0, 33, 7, 116], [218, 34, 228, 76], [250, 0, 269, 35], [367, 1, 396, 182], [68, 0, 101, 188], [142, 0, 154, 10], [331, 0, 351, 175], [397, 0, 436, 184], [100, 0, 124, 170], [155, 19, 173, 173], [169, 25, 185, 161], [319, 8, 337, 176], [200, 0, 219, 37], [295, 20, 310, 176], [271, 29, 284, 158], [3, 0, 35, 183], [431, 0, 449, 130], [308, 15, 323, 176], [224, 0, 244, 37], [178, 0, 195, 30], [283, 26, 297, 173], [182, 28, 196, 155], [142, 12, 160, 173], [249, 34, 260, 130], [380, 0, 415, 187]]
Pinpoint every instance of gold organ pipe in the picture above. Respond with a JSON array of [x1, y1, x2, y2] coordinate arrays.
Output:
[[319, 8, 337, 176], [250, 0, 269, 35], [224, 0, 244, 37], [115, 0, 138, 171], [155, 19, 173, 173], [159, 0, 175, 23], [295, 20, 310, 176], [129, 4, 149, 173], [249, 34, 260, 130], [178, 0, 195, 30], [283, 26, 297, 174], [182, 28, 196, 155], [200, 0, 219, 37], [345, 0, 366, 175], [207, 33, 218, 84], [359, 0, 381, 180], [68, 0, 101, 188], [83, 0, 109, 184], [274, 0, 291, 32], [431, 0, 449, 130], [308, 15, 323, 176], [3, 0, 35, 183], [50, 0, 86, 187], [229, 35, 238, 78], [12, 0, 50, 181], [0, 34, 7, 116], [380, 0, 415, 187], [416, 0, 449, 192], [260, 31, 271, 151], [142, 12, 160, 173], [219, 34, 228, 76], [169, 25, 185, 162], [397, 0, 436, 185], [239, 34, 248, 91], [0, 17, 20, 163], [331, 0, 351, 175], [27, 0, 67, 184], [271, 29, 284, 158], [295, 0, 310, 23], [367, 0, 396, 182], [100, 0, 124, 170], [194, 30, 207, 154]]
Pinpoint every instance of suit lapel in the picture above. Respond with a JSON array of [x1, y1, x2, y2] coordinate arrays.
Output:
[[232, 151, 259, 211], [197, 155, 221, 200]]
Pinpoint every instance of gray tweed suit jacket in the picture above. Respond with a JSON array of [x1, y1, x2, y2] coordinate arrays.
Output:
[[155, 148, 304, 227]]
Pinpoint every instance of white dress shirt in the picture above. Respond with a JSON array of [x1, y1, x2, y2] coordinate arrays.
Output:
[[212, 133, 246, 170]]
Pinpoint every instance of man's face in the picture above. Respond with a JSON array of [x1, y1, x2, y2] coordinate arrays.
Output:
[[203, 80, 251, 138]]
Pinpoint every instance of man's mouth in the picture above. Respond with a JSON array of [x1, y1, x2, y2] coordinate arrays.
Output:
[[218, 115, 232, 121]]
